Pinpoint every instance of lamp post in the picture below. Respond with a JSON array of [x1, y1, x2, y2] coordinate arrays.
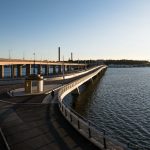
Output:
[[33, 52, 35, 75], [78, 58, 79, 70], [9, 50, 11, 77], [62, 56, 65, 84]]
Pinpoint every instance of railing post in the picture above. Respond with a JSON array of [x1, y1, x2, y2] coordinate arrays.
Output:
[[62, 105, 63, 112], [65, 109, 67, 116], [70, 114, 72, 122], [78, 119, 80, 129], [103, 130, 107, 149], [88, 122, 91, 138]]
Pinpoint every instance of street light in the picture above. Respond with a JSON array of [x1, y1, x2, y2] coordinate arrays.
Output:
[[33, 52, 35, 74], [62, 56, 65, 84]]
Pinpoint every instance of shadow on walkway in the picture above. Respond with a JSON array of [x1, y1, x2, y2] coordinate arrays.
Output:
[[0, 99, 100, 150]]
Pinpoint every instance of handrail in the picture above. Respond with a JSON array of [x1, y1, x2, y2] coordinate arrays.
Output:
[[58, 66, 105, 100], [58, 65, 132, 150]]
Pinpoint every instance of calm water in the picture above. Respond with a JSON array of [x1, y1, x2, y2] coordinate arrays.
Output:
[[64, 68, 150, 149]]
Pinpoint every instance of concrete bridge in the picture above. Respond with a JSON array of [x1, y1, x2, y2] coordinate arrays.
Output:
[[0, 65, 135, 150], [58, 66, 131, 150], [0, 58, 86, 79]]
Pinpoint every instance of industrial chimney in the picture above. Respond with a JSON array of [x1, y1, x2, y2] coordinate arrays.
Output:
[[71, 52, 73, 61]]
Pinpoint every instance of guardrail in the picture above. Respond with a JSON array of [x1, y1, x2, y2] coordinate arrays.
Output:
[[58, 66, 106, 100], [58, 66, 140, 150]]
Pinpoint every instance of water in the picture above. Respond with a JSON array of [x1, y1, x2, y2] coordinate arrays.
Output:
[[64, 67, 150, 149]]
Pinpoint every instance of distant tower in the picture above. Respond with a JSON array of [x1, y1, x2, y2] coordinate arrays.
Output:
[[58, 47, 60, 61], [71, 52, 73, 61]]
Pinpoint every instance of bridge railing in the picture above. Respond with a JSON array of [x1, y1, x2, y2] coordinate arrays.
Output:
[[58, 66, 133, 150], [58, 66, 106, 100]]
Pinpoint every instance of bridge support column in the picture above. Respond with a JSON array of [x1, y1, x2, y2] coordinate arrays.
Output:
[[45, 65, 49, 76], [61, 65, 65, 73], [0, 65, 4, 79], [11, 65, 17, 78], [78, 65, 82, 70], [17, 65, 22, 77], [58, 65, 61, 74], [90, 78, 94, 84], [72, 87, 80, 95], [38, 65, 42, 74], [26, 64, 31, 76], [71, 66, 74, 71], [67, 65, 70, 72], [53, 65, 56, 74], [64, 65, 67, 72]]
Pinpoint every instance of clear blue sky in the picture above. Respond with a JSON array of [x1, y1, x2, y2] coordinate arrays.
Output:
[[0, 0, 150, 61]]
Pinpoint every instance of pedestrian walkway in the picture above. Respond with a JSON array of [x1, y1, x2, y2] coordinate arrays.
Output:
[[8, 84, 62, 97], [0, 67, 104, 150], [0, 94, 100, 150]]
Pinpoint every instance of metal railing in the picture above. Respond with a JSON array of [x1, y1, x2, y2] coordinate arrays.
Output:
[[58, 66, 130, 150]]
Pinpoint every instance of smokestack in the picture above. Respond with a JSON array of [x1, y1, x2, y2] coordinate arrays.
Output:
[[71, 52, 73, 61], [58, 47, 60, 61]]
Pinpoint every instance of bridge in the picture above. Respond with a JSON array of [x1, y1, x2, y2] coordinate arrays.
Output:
[[0, 65, 134, 150], [0, 58, 86, 79], [57, 66, 131, 150]]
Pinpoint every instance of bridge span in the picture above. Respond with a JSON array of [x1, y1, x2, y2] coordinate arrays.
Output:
[[0, 58, 86, 79], [58, 65, 131, 150], [0, 65, 133, 150]]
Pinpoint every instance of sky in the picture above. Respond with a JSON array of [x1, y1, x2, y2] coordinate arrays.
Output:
[[0, 0, 150, 61]]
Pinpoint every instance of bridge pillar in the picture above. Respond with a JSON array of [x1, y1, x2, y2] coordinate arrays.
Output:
[[45, 65, 49, 76], [61, 65, 65, 73], [64, 65, 67, 72], [26, 64, 31, 76], [53, 65, 56, 74], [90, 78, 94, 84], [0, 65, 4, 79], [11, 65, 14, 78], [67, 65, 70, 72], [17, 65, 22, 77], [58, 65, 61, 74], [71, 66, 74, 71], [38, 64, 42, 74], [78, 65, 82, 70], [72, 87, 80, 95], [11, 65, 17, 78]]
